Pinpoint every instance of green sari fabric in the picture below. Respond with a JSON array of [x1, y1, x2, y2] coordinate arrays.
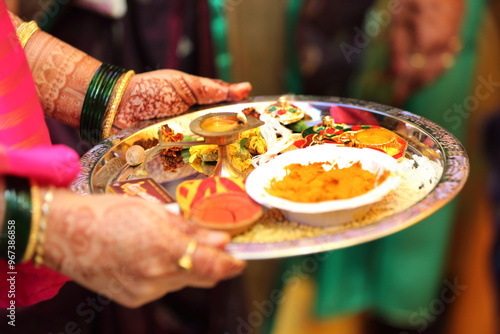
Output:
[[207, 0, 233, 82], [311, 0, 485, 326]]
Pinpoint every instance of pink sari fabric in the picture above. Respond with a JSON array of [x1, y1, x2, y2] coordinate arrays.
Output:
[[0, 1, 80, 307]]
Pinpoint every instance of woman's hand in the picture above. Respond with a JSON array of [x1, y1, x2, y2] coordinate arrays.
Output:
[[113, 70, 252, 131], [9, 8, 251, 131], [44, 189, 245, 308], [390, 0, 464, 105]]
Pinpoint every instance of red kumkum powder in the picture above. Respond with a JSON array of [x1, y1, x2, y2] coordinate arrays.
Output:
[[191, 192, 262, 225]]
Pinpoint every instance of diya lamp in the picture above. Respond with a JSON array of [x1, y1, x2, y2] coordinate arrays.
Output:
[[263, 96, 304, 125], [189, 111, 264, 178]]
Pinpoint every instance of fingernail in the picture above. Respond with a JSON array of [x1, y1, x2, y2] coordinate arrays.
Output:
[[228, 82, 252, 101], [234, 82, 251, 90], [205, 231, 231, 248]]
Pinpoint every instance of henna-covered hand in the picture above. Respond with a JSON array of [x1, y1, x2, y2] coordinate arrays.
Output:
[[9, 11, 251, 131], [390, 0, 465, 105], [113, 70, 252, 131], [44, 190, 245, 308]]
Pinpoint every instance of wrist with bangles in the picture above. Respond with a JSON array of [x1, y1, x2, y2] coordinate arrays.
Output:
[[15, 20, 40, 49], [16, 20, 136, 145], [0, 176, 54, 267], [80, 63, 135, 144]]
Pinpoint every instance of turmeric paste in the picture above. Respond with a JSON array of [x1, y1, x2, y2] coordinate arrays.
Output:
[[266, 162, 389, 202]]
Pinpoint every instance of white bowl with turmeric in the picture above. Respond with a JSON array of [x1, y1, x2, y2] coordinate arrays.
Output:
[[245, 145, 400, 227]]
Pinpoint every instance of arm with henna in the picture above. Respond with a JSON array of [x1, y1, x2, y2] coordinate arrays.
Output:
[[8, 12, 251, 130], [0, 176, 245, 307], [390, 0, 465, 105], [45, 190, 245, 307]]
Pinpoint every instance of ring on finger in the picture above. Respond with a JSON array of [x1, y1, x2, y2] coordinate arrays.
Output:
[[178, 240, 197, 272]]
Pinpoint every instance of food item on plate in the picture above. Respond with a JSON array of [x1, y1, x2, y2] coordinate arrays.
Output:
[[241, 106, 261, 120], [160, 124, 185, 172], [188, 128, 267, 176], [235, 154, 441, 243], [266, 161, 389, 203]]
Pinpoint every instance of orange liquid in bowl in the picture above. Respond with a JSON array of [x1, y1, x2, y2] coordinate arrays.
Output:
[[200, 116, 240, 132]]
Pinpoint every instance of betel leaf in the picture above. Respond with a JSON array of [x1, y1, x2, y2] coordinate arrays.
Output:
[[286, 120, 309, 133]]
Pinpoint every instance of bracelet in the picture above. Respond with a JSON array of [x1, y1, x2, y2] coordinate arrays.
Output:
[[92, 68, 123, 143], [21, 180, 41, 263], [34, 186, 55, 268], [80, 63, 111, 143], [102, 70, 135, 140], [16, 21, 40, 49], [80, 63, 126, 144], [0, 176, 32, 264]]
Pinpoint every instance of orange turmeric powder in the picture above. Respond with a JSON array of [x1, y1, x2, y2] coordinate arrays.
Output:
[[266, 162, 389, 202]]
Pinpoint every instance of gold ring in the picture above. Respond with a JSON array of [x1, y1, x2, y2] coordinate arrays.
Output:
[[178, 240, 197, 271], [16, 21, 40, 49]]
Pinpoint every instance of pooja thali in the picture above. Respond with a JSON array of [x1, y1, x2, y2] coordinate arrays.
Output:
[[71, 96, 469, 260]]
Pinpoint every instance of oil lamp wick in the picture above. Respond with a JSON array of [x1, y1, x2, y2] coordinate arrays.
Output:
[[237, 111, 247, 125]]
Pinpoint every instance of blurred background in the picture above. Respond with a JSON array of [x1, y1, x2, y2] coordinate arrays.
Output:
[[4, 0, 500, 333]]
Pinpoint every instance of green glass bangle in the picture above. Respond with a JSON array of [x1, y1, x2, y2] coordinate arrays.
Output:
[[80, 63, 111, 142], [92, 67, 125, 143], [86, 66, 114, 143], [0, 176, 32, 264], [80, 63, 103, 139], [81, 63, 127, 144], [83, 64, 113, 142], [86, 64, 112, 132]]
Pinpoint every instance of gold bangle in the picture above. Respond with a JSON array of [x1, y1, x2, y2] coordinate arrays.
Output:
[[21, 179, 41, 263], [102, 70, 135, 140], [34, 186, 55, 268], [16, 21, 40, 49]]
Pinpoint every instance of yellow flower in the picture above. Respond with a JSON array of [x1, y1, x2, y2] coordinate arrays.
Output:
[[188, 128, 267, 176]]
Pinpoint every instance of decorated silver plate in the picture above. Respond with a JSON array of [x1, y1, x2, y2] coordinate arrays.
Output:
[[71, 96, 469, 260]]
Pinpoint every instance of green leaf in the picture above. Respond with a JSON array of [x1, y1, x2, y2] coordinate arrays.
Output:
[[286, 120, 309, 133], [239, 137, 248, 149]]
